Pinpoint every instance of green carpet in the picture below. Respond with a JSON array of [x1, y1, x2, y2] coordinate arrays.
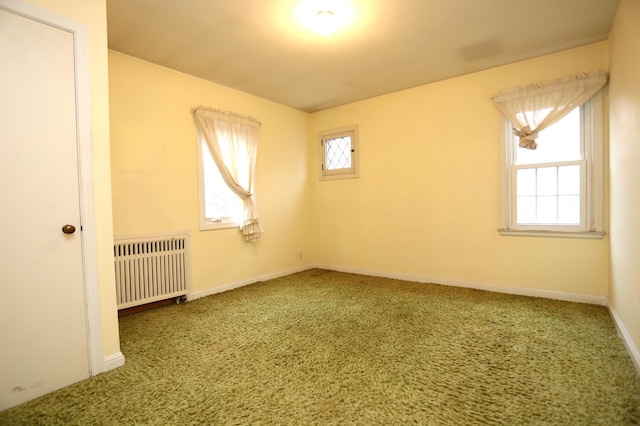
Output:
[[2, 269, 639, 425]]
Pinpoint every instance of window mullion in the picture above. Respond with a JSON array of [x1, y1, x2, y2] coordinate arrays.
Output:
[[514, 160, 582, 170]]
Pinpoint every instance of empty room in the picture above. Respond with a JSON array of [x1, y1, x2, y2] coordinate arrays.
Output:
[[1, 0, 639, 424]]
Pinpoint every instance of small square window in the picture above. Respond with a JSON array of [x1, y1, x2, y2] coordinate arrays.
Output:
[[319, 125, 359, 180]]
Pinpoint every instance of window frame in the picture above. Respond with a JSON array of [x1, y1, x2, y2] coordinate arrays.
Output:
[[196, 134, 242, 231], [318, 124, 359, 181], [499, 92, 604, 239]]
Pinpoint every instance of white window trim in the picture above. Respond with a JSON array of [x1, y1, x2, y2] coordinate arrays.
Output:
[[319, 124, 359, 181], [498, 92, 604, 239], [196, 135, 240, 231]]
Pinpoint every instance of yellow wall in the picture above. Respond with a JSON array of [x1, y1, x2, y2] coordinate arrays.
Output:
[[310, 42, 610, 297], [108, 51, 312, 292], [609, 0, 640, 361], [17, 0, 634, 381], [24, 0, 120, 359]]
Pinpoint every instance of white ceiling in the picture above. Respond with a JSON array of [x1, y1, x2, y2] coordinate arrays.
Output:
[[106, 0, 619, 112]]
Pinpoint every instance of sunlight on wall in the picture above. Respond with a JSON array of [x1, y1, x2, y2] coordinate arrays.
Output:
[[310, 41, 610, 297], [608, 0, 640, 365], [108, 52, 312, 293], [110, 39, 613, 301]]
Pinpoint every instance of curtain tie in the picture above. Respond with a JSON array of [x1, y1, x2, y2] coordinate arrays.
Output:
[[513, 126, 538, 150]]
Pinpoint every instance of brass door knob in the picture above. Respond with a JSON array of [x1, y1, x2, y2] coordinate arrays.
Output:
[[62, 224, 76, 234]]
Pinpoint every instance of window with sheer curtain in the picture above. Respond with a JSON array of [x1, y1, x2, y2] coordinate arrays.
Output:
[[193, 106, 262, 242], [492, 71, 606, 237]]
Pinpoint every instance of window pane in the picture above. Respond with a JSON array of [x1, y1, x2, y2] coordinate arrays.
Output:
[[537, 196, 557, 223], [202, 141, 241, 221], [537, 167, 557, 196], [558, 165, 580, 195], [515, 165, 582, 226], [558, 195, 580, 224], [325, 135, 352, 170], [515, 107, 581, 165], [517, 196, 536, 223], [516, 169, 536, 196]]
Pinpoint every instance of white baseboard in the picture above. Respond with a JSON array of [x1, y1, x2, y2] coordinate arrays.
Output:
[[191, 266, 311, 300], [192, 263, 607, 305], [312, 264, 608, 306], [607, 301, 640, 375], [102, 352, 125, 372]]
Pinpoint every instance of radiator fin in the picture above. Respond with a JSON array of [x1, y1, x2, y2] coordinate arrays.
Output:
[[114, 232, 191, 309]]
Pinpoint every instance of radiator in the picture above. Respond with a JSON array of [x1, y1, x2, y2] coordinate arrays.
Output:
[[114, 232, 191, 309]]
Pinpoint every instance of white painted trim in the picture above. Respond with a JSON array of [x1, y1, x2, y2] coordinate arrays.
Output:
[[607, 301, 640, 375], [191, 266, 310, 300], [103, 352, 126, 372], [73, 11, 104, 378], [0, 0, 104, 375], [498, 115, 510, 229], [498, 229, 605, 239], [589, 91, 605, 232], [193, 263, 607, 306], [312, 264, 608, 306]]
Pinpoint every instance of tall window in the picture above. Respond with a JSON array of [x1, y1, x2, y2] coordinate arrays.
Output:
[[193, 107, 262, 242], [499, 94, 604, 237], [493, 71, 606, 238]]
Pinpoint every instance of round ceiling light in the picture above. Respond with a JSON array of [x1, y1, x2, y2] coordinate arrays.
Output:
[[296, 0, 355, 37]]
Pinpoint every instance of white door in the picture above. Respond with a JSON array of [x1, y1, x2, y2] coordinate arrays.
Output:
[[0, 6, 90, 410]]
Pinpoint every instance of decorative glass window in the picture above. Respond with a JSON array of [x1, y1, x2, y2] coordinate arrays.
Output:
[[319, 125, 359, 180]]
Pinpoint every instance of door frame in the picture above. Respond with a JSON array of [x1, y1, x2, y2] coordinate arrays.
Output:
[[0, 0, 104, 375]]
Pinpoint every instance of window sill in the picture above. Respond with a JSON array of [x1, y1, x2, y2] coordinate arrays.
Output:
[[319, 173, 359, 181], [200, 221, 240, 231], [498, 229, 605, 239]]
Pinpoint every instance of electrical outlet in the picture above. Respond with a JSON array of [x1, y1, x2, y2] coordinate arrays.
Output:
[[298, 251, 303, 260]]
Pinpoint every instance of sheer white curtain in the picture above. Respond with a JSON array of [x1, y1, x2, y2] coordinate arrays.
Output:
[[491, 70, 607, 149], [193, 106, 262, 242]]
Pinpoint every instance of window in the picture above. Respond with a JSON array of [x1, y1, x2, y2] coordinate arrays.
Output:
[[499, 94, 604, 238], [193, 106, 262, 241], [319, 125, 359, 180], [196, 138, 242, 230]]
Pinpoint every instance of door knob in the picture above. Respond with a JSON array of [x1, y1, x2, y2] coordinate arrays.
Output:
[[62, 224, 76, 234]]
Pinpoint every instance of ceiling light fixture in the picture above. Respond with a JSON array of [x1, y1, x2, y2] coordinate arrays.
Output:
[[296, 0, 355, 37], [315, 10, 337, 37]]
